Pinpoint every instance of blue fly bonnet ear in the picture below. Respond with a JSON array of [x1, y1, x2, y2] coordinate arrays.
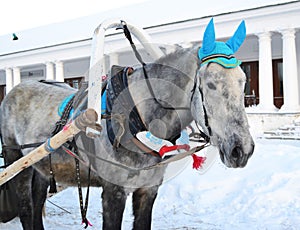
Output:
[[198, 18, 246, 68]]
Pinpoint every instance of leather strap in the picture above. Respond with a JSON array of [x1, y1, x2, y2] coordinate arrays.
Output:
[[130, 137, 161, 158]]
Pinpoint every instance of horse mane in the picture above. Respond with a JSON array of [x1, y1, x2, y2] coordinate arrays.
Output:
[[144, 44, 200, 81], [155, 44, 200, 67], [39, 80, 74, 90]]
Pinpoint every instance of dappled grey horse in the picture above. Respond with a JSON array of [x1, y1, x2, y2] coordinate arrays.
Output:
[[0, 19, 254, 230]]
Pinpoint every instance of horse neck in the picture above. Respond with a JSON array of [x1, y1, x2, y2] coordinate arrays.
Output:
[[129, 46, 199, 141]]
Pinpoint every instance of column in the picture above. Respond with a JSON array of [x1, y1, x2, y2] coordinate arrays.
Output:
[[12, 67, 21, 86], [280, 29, 300, 112], [257, 32, 277, 112], [45, 62, 54, 80], [5, 68, 13, 94], [55, 61, 64, 82]]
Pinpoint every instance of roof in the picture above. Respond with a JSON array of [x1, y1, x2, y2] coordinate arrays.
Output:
[[0, 0, 296, 56]]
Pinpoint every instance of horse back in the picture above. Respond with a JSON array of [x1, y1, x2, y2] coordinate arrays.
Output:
[[0, 80, 76, 152]]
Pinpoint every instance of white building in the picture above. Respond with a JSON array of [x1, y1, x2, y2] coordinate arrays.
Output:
[[0, 0, 300, 132]]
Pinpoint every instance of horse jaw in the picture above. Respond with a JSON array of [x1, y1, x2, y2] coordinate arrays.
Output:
[[197, 63, 254, 168]]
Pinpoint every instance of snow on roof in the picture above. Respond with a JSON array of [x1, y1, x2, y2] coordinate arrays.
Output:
[[0, 0, 294, 56]]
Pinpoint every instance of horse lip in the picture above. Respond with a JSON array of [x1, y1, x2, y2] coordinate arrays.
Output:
[[219, 142, 233, 167], [219, 145, 248, 168], [219, 149, 226, 165]]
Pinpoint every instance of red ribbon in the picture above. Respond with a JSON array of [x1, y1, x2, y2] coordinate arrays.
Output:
[[159, 144, 190, 157]]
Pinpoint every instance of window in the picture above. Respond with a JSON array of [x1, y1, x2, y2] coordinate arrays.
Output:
[[241, 59, 284, 109], [65, 77, 84, 89]]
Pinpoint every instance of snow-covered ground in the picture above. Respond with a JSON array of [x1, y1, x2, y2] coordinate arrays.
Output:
[[1, 138, 300, 230]]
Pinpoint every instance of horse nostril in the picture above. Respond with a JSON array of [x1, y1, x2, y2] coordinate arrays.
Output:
[[231, 146, 241, 159]]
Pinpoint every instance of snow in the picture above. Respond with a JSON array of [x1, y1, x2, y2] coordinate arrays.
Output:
[[1, 138, 300, 229]]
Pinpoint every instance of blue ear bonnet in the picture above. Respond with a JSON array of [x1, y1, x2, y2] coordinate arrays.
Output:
[[199, 18, 246, 69], [199, 41, 242, 68]]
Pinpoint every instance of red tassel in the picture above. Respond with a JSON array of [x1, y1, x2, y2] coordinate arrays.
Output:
[[192, 154, 206, 170]]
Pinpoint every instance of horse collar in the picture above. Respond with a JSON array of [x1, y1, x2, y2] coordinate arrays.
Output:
[[106, 66, 148, 144]]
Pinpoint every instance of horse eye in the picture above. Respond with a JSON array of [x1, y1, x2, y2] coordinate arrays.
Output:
[[207, 82, 216, 90]]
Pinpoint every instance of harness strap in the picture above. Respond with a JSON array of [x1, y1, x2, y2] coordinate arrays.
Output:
[[52, 95, 75, 136], [72, 140, 208, 171], [122, 21, 190, 111], [130, 137, 161, 158], [48, 93, 76, 194], [198, 86, 212, 137], [71, 139, 92, 228], [2, 142, 44, 151]]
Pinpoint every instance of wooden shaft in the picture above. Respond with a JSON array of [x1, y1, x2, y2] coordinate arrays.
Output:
[[0, 109, 98, 186]]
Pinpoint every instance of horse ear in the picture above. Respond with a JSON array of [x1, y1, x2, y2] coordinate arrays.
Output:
[[201, 18, 216, 54], [226, 20, 246, 53]]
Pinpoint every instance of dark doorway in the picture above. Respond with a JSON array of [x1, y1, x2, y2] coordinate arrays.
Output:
[[272, 59, 283, 108], [0, 85, 5, 105], [241, 61, 259, 107]]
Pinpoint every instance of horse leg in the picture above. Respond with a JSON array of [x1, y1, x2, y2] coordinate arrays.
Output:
[[32, 170, 49, 230], [4, 148, 35, 230], [132, 186, 159, 230], [13, 167, 35, 230], [101, 182, 127, 230]]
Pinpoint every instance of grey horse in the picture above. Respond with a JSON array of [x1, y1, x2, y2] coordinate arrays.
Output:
[[0, 19, 254, 230]]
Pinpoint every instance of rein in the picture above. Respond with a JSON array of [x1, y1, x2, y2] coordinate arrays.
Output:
[[64, 141, 210, 172]]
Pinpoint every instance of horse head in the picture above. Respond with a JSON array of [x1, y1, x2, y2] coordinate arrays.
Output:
[[192, 18, 254, 168]]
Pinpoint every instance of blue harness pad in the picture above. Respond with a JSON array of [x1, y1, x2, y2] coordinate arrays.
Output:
[[58, 92, 107, 118], [101, 91, 107, 114], [58, 94, 75, 117]]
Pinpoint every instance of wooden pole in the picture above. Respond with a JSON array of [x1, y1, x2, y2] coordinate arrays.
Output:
[[0, 108, 100, 186]]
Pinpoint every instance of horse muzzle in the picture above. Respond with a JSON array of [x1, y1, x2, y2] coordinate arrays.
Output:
[[219, 134, 255, 168]]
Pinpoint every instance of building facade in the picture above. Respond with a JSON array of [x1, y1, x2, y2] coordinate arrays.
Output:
[[0, 1, 300, 131]]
